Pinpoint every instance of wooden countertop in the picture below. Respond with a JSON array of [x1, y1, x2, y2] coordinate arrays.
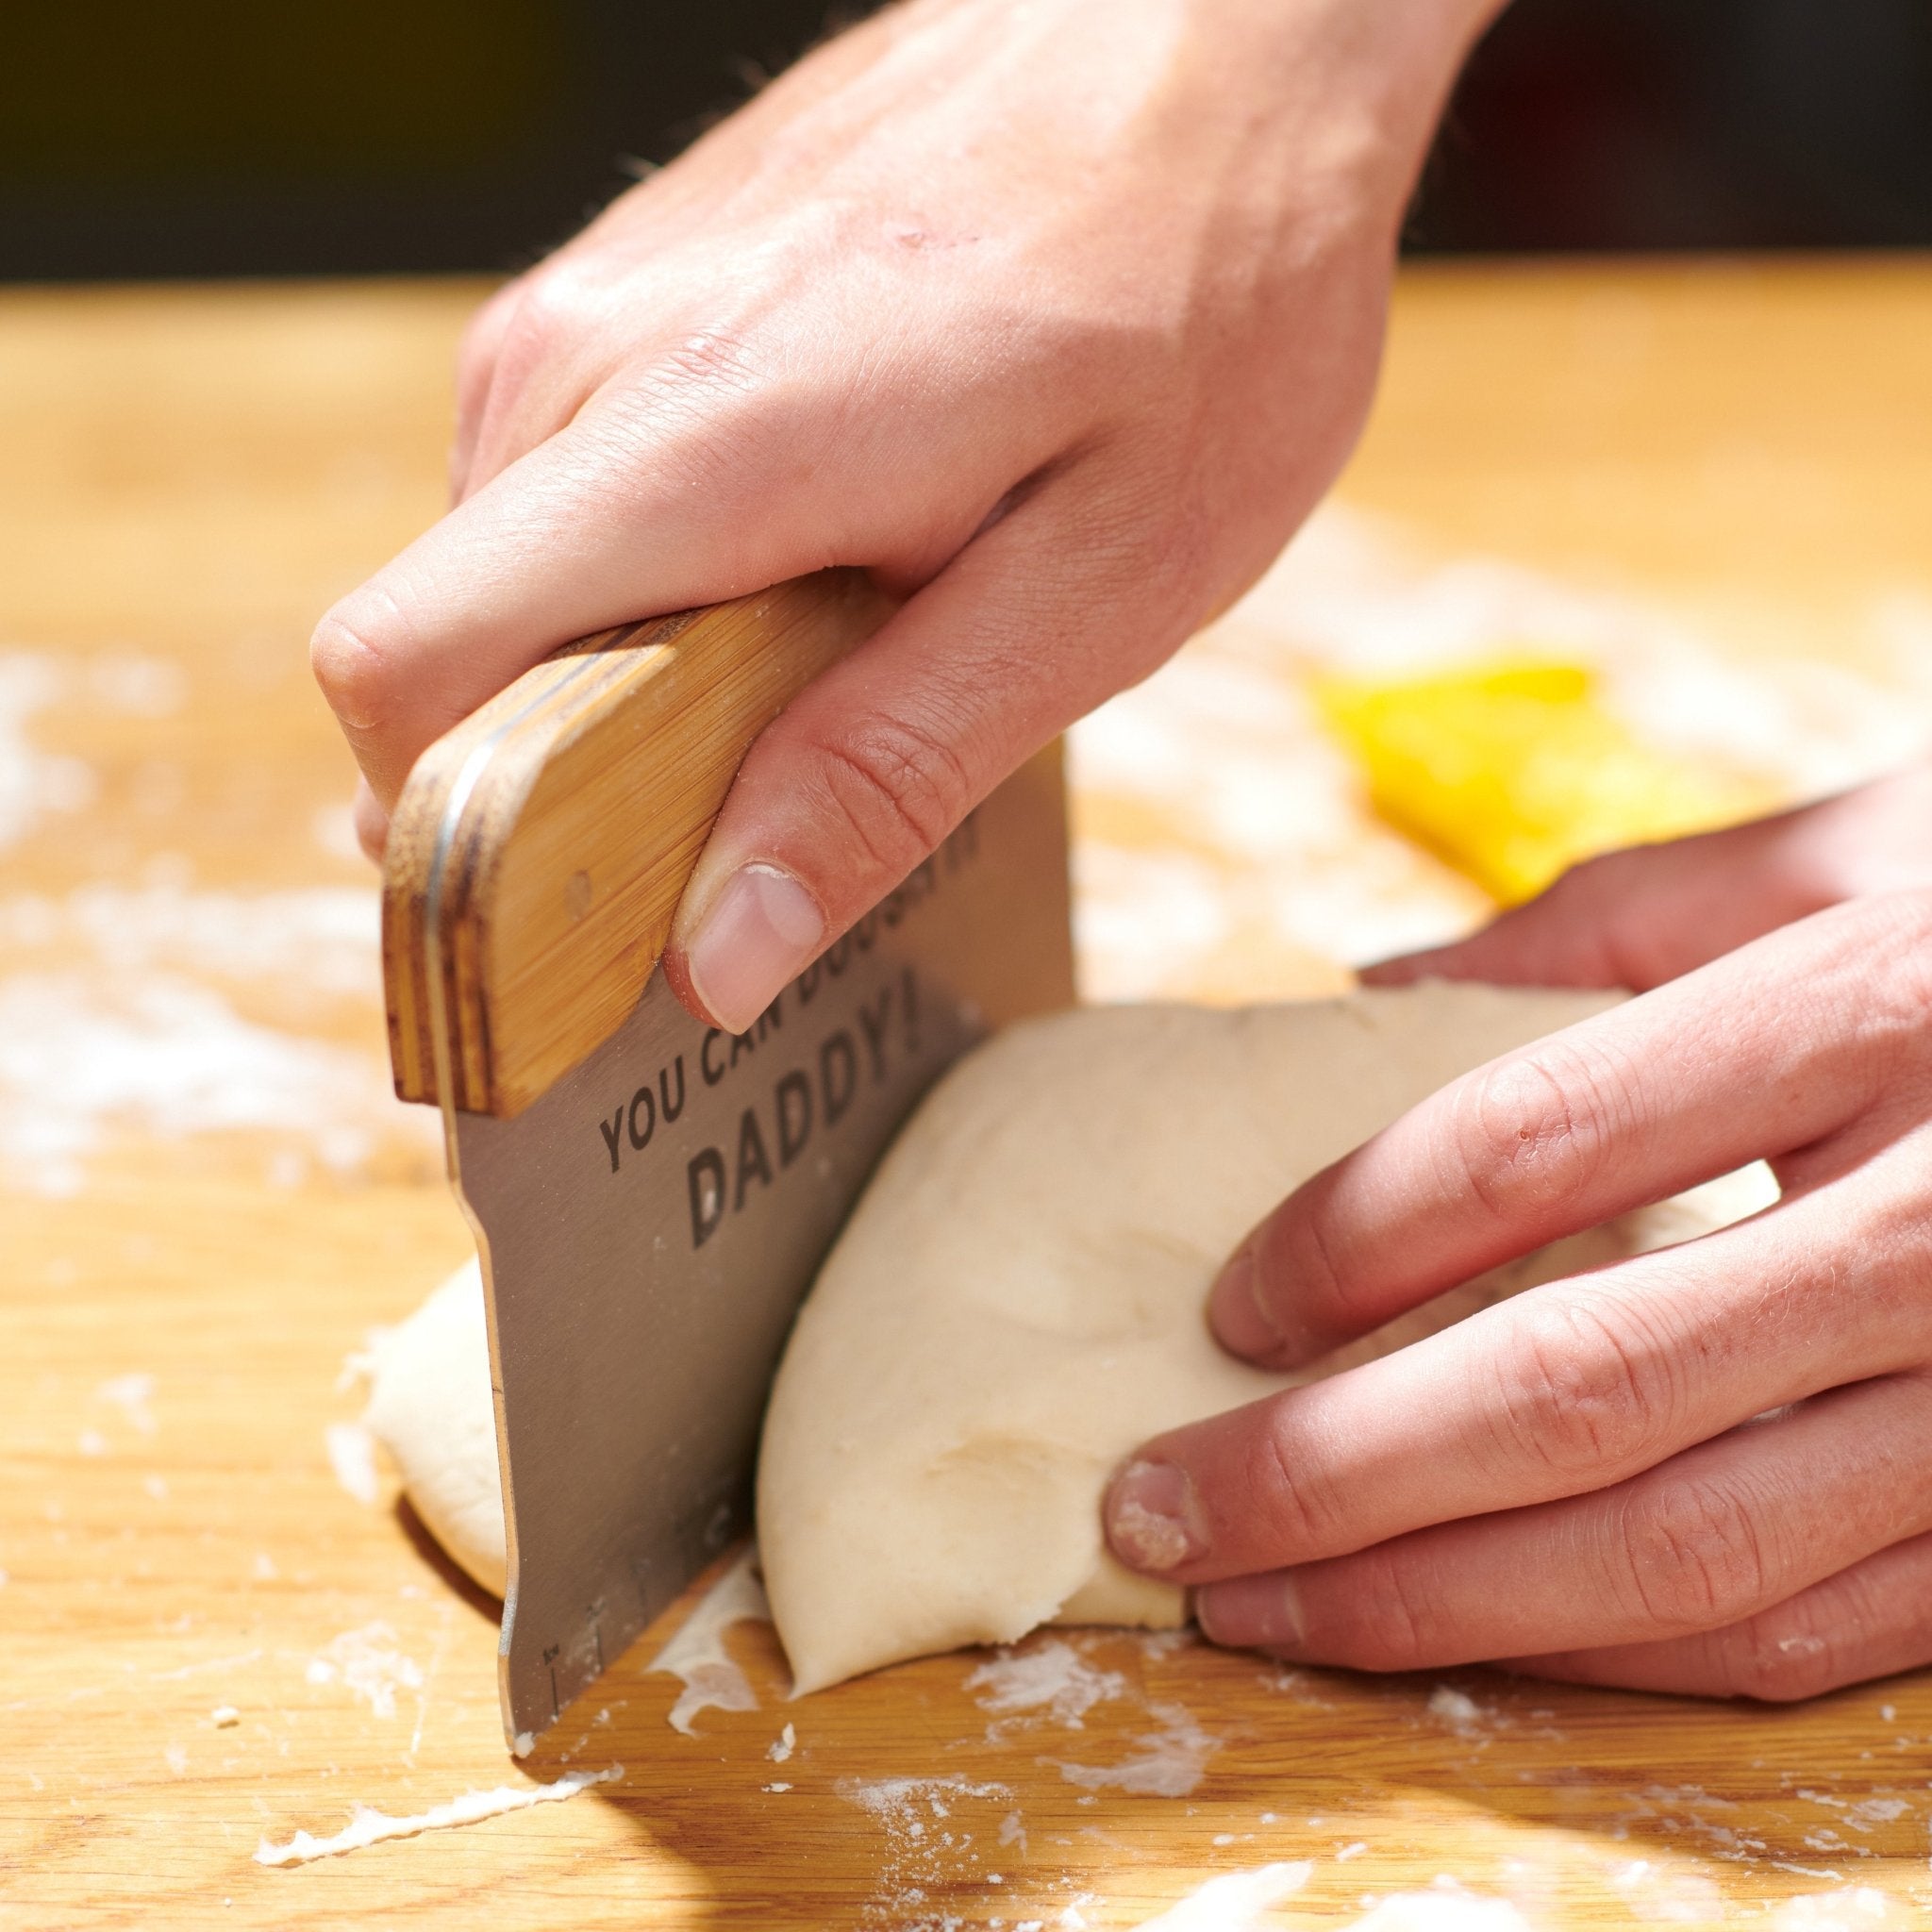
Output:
[[4, 260, 1931, 1928]]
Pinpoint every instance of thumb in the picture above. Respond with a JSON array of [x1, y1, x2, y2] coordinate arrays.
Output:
[[1360, 791, 1862, 994], [663, 479, 1191, 1032]]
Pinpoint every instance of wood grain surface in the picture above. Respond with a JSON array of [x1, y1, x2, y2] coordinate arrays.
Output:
[[4, 263, 1931, 1930]]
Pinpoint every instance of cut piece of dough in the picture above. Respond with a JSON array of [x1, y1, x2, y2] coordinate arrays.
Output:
[[362, 986, 1774, 1690], [758, 986, 1775, 1694], [362, 1258, 507, 1598]]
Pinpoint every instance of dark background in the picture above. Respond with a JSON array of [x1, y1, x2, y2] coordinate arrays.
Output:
[[6, 0, 1929, 282]]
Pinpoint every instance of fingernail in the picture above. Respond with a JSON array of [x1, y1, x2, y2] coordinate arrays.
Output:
[[684, 863, 824, 1034], [1197, 1573, 1306, 1653], [1208, 1242, 1281, 1362], [1105, 1460, 1207, 1574]]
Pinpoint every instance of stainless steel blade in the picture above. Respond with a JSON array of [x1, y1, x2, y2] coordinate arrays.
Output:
[[441, 751, 1073, 1751]]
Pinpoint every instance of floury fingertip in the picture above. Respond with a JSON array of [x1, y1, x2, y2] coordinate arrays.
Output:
[[1106, 1459, 1207, 1574]]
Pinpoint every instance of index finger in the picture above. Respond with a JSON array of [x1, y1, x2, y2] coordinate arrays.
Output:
[[1210, 908, 1892, 1371], [1107, 1162, 1932, 1587]]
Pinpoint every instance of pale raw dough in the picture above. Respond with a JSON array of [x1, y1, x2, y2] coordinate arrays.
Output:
[[362, 1258, 508, 1597], [362, 986, 1774, 1692], [757, 986, 1775, 1693]]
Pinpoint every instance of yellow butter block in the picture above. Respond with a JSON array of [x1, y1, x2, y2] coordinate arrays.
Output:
[[1316, 658, 1778, 904]]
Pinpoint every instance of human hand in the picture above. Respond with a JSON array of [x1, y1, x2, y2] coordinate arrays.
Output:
[[311, 0, 1496, 1031], [1106, 764, 1932, 1697]]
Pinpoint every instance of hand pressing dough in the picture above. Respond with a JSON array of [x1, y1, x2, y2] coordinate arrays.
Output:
[[361, 986, 1774, 1691], [758, 986, 1775, 1693]]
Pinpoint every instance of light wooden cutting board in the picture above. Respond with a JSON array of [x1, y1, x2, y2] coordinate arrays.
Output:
[[4, 264, 1931, 1928]]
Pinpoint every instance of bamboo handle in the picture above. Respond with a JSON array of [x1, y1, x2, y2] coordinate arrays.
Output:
[[381, 569, 897, 1118]]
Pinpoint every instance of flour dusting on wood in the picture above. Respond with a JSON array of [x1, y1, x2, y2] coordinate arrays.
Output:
[[837, 1775, 1015, 1924], [1342, 1887, 1531, 1930], [967, 1640, 1126, 1729], [1128, 1860, 1312, 1928], [1055, 1702, 1218, 1797], [647, 1546, 773, 1735], [254, 1764, 621, 1865], [304, 1623, 423, 1720]]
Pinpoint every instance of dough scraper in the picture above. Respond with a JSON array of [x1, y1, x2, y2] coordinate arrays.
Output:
[[381, 571, 1074, 1752]]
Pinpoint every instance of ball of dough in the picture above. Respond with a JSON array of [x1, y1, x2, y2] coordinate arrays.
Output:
[[757, 986, 1774, 1693]]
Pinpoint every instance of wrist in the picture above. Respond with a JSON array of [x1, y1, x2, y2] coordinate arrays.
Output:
[[1138, 0, 1495, 231], [1265, 0, 1504, 215]]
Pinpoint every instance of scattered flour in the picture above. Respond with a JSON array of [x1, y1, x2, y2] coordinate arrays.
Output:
[[840, 1774, 1012, 1822], [1129, 1861, 1312, 1929], [966, 1640, 1127, 1729], [254, 1764, 621, 1865], [1426, 1688, 1485, 1730], [0, 653, 94, 851], [305, 1623, 424, 1720], [837, 1774, 1014, 1923], [1056, 1703, 1218, 1798], [0, 971, 396, 1195], [646, 1546, 772, 1737], [0, 882, 378, 993], [0, 872, 432, 1195], [93, 1372, 158, 1435], [1605, 1857, 1726, 1923], [768, 1722, 796, 1764], [0, 647, 191, 855], [1344, 1890, 1532, 1931], [1774, 1889, 1901, 1927], [1843, 1799, 1909, 1829]]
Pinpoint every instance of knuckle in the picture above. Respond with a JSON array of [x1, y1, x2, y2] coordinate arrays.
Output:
[[1449, 1041, 1624, 1225], [1256, 1176, 1376, 1341], [1485, 1294, 1678, 1482], [309, 593, 408, 734], [1247, 1411, 1355, 1562], [577, 329, 775, 499], [1727, 1608, 1845, 1703], [808, 708, 976, 884], [1313, 1549, 1438, 1671], [1623, 1476, 1774, 1634], [511, 259, 608, 341], [617, 328, 766, 435], [650, 327, 763, 399]]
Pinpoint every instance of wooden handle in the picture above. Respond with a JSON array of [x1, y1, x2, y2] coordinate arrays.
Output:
[[381, 569, 897, 1118]]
